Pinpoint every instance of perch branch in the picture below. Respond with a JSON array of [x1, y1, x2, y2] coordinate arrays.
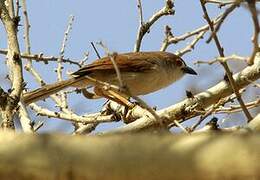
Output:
[[104, 53, 260, 134]]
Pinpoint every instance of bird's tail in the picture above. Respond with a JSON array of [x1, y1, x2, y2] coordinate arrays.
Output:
[[22, 77, 84, 105]]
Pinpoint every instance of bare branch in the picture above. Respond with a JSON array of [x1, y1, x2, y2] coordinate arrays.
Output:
[[29, 103, 115, 124], [175, 31, 206, 56], [91, 42, 101, 59], [0, 0, 23, 129], [104, 54, 260, 134], [18, 102, 34, 133], [160, 13, 223, 52], [205, 0, 240, 6], [15, 0, 20, 17], [247, 0, 260, 65], [194, 54, 248, 65], [0, 49, 82, 66], [17, 0, 34, 133], [199, 0, 252, 121], [215, 98, 260, 114], [207, 1, 242, 43], [134, 0, 175, 52], [56, 15, 74, 109]]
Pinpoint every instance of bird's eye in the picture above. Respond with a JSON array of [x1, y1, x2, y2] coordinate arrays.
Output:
[[176, 59, 183, 67]]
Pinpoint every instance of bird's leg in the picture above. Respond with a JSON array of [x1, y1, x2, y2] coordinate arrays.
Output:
[[94, 87, 134, 108], [107, 90, 135, 108]]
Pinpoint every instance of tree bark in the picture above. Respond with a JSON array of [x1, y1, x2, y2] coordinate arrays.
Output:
[[0, 0, 23, 129]]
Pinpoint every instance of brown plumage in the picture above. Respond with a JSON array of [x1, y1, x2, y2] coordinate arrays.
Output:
[[22, 51, 196, 105]]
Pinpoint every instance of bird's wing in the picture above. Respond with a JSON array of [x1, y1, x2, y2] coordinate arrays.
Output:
[[71, 52, 162, 77]]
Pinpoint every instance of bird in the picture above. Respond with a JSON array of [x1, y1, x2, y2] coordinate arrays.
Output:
[[22, 51, 197, 105]]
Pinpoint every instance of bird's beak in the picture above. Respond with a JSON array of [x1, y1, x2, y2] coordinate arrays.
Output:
[[181, 66, 197, 75]]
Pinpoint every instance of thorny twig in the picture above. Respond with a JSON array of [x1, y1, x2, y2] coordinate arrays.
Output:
[[0, 0, 23, 129]]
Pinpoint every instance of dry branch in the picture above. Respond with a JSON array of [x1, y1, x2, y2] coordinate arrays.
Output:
[[0, 49, 82, 66], [105, 53, 260, 134], [134, 0, 175, 52], [29, 103, 115, 124], [199, 0, 252, 121], [247, 0, 260, 65]]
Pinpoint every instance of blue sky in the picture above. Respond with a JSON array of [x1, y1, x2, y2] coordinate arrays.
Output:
[[0, 1, 258, 132]]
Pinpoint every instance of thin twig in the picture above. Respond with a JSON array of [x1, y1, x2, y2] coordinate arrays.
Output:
[[160, 12, 223, 51], [205, 0, 238, 6], [17, 0, 34, 133], [33, 121, 44, 132], [247, 0, 260, 65], [173, 120, 189, 133], [0, 49, 82, 66], [29, 103, 115, 123], [207, 1, 241, 43], [91, 42, 101, 59], [21, 0, 31, 54], [15, 0, 20, 17], [134, 0, 175, 52], [245, 78, 260, 88], [97, 42, 124, 88], [194, 54, 248, 65], [215, 99, 260, 114], [56, 15, 74, 109], [175, 31, 206, 56], [189, 94, 238, 131], [137, 0, 144, 27], [199, 0, 252, 122]]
